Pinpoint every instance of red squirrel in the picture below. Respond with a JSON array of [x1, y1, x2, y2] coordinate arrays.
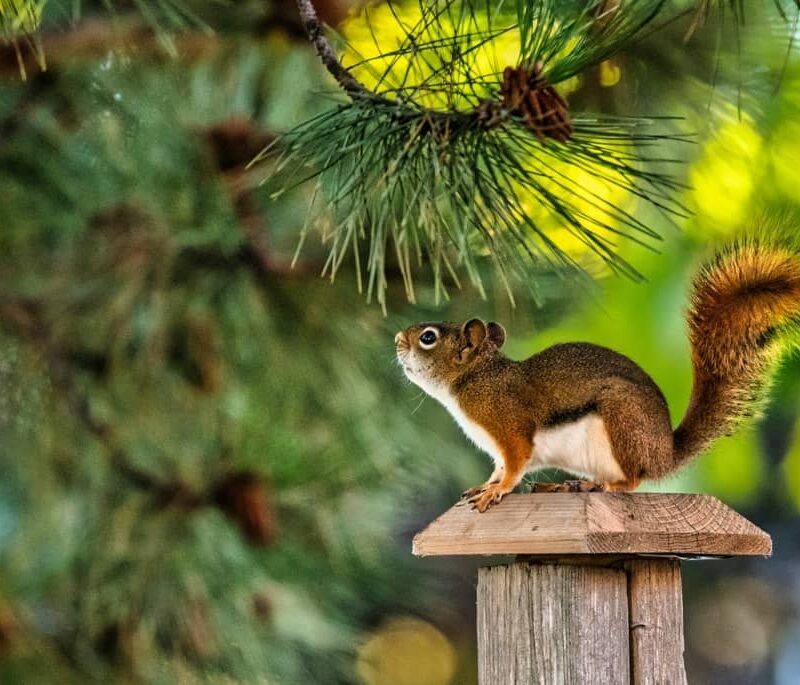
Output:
[[395, 241, 800, 512]]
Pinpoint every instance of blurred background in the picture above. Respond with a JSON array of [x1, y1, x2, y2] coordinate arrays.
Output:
[[0, 0, 799, 683]]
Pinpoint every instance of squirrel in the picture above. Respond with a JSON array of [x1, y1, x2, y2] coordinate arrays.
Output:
[[395, 240, 800, 512]]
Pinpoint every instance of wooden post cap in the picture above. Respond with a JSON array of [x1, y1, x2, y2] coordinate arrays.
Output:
[[412, 493, 772, 558]]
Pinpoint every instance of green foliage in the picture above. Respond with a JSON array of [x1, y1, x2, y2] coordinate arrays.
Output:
[[259, 0, 800, 306], [1, 0, 800, 683], [262, 0, 698, 306], [0, 38, 484, 682], [516, 0, 666, 81], [0, 0, 44, 36], [267, 97, 690, 308]]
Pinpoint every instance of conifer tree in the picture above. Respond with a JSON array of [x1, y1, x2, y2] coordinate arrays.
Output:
[[0, 0, 798, 682]]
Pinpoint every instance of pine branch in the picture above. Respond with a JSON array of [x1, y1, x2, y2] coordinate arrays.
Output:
[[201, 119, 322, 281], [261, 0, 696, 306], [0, 17, 213, 77], [685, 0, 800, 40], [295, 0, 366, 95], [267, 0, 800, 305], [0, 294, 275, 545], [0, 6, 319, 78], [0, 296, 174, 492]]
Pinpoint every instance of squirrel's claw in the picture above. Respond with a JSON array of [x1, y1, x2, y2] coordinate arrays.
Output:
[[461, 485, 485, 499], [468, 483, 510, 512], [461, 480, 500, 499]]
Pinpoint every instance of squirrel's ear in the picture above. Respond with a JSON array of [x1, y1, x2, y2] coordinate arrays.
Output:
[[487, 322, 506, 349], [462, 318, 487, 347]]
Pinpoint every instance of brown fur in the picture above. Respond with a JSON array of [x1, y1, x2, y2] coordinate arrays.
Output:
[[674, 241, 800, 462], [396, 242, 800, 511]]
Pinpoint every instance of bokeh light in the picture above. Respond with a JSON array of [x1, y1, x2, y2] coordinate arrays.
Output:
[[356, 616, 456, 685], [688, 577, 784, 668]]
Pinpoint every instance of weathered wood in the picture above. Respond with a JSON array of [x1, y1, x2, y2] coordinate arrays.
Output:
[[626, 559, 687, 685], [477, 562, 630, 685], [413, 493, 772, 557], [416, 495, 769, 682]]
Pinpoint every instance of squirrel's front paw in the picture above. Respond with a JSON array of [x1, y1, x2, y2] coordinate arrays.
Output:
[[467, 483, 509, 512], [461, 482, 493, 499]]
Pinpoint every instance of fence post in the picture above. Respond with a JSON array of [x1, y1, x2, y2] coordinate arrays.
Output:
[[413, 493, 771, 685]]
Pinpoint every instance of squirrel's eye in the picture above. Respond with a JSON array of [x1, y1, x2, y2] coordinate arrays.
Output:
[[419, 329, 438, 348]]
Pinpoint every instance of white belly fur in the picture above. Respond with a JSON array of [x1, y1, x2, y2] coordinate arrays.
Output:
[[412, 377, 503, 466], [408, 371, 622, 480], [439, 395, 503, 466], [531, 414, 625, 483]]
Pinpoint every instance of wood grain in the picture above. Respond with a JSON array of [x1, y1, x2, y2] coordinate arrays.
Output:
[[413, 493, 772, 557], [477, 563, 630, 684], [626, 559, 687, 685]]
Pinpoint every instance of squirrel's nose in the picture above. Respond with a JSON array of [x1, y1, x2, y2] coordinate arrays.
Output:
[[394, 331, 404, 345]]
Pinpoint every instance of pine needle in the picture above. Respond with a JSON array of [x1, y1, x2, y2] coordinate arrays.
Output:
[[258, 0, 699, 305]]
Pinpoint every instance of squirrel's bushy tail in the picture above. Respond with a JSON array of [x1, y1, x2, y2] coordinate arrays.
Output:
[[673, 239, 800, 465]]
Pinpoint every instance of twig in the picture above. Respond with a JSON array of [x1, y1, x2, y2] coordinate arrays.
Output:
[[0, 15, 279, 79], [295, 0, 365, 95]]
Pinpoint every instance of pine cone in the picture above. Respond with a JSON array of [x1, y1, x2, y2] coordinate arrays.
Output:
[[212, 472, 277, 546], [0, 606, 16, 654], [499, 63, 573, 143], [205, 118, 275, 172], [251, 593, 273, 622]]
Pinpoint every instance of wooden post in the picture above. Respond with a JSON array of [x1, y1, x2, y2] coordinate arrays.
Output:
[[413, 493, 771, 685]]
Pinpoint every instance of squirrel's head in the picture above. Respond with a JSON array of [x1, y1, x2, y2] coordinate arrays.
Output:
[[394, 318, 506, 395]]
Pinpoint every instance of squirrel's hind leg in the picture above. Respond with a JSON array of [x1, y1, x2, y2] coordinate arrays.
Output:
[[531, 479, 607, 493], [596, 381, 672, 485], [529, 477, 640, 492], [603, 476, 641, 491]]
